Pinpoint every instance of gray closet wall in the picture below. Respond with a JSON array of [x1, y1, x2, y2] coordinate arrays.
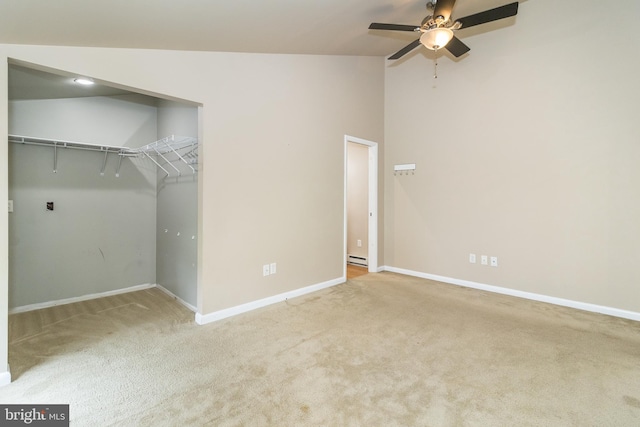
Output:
[[8, 94, 198, 310], [156, 100, 198, 307]]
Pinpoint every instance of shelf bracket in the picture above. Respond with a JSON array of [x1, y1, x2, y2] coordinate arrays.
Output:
[[53, 143, 58, 173], [115, 152, 124, 178], [100, 149, 109, 176], [152, 145, 181, 177], [164, 140, 196, 174], [142, 151, 170, 178]]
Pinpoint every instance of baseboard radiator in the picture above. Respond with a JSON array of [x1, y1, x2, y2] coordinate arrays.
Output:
[[347, 254, 368, 267]]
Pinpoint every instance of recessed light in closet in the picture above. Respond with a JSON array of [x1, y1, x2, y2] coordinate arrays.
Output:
[[73, 78, 94, 86]]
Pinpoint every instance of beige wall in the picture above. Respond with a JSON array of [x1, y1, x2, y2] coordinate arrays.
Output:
[[384, 0, 640, 312], [0, 56, 8, 381], [0, 46, 385, 376]]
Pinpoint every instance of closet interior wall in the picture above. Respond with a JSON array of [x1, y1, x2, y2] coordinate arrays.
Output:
[[8, 92, 198, 310], [156, 100, 198, 307]]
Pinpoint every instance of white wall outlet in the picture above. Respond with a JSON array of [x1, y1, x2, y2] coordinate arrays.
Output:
[[481, 255, 488, 265], [270, 262, 277, 274], [490, 256, 498, 267], [263, 264, 270, 276], [469, 253, 476, 263], [8, 200, 13, 213], [357, 239, 362, 247]]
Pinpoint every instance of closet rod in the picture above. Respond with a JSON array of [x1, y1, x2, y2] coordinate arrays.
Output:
[[9, 134, 137, 176], [9, 134, 199, 178], [8, 135, 138, 156]]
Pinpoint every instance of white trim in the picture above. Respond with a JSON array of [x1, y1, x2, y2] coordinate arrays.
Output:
[[8, 283, 155, 314], [383, 266, 640, 322], [195, 276, 345, 325], [0, 367, 10, 387], [367, 143, 379, 273], [155, 284, 197, 313], [344, 135, 378, 275]]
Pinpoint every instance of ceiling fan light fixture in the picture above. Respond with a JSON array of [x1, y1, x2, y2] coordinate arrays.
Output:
[[420, 27, 453, 50]]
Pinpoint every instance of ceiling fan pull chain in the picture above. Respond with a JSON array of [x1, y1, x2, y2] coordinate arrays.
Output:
[[434, 47, 438, 79]]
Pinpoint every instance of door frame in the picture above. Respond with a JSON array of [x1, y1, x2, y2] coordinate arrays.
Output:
[[344, 135, 378, 276]]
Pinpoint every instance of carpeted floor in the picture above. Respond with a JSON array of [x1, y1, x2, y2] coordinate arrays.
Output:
[[1, 272, 640, 426]]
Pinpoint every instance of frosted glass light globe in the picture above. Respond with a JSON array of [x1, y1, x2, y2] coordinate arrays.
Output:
[[420, 28, 454, 50]]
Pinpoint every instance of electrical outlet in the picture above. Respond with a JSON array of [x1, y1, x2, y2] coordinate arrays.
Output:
[[490, 257, 498, 267], [270, 262, 277, 274], [469, 253, 476, 264], [357, 239, 362, 247], [481, 255, 488, 265], [263, 264, 270, 276]]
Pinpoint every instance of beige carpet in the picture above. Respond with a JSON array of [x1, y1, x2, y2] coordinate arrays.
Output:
[[1, 272, 640, 426]]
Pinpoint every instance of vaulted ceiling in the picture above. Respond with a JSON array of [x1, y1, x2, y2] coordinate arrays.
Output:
[[2, 0, 518, 100], [1, 0, 514, 56]]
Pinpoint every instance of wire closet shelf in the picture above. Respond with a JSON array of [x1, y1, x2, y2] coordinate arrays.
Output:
[[8, 134, 198, 178]]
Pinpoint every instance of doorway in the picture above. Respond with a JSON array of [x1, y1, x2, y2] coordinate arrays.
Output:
[[344, 135, 378, 278]]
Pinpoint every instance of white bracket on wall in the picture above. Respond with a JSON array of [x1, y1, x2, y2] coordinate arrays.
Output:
[[394, 163, 416, 176]]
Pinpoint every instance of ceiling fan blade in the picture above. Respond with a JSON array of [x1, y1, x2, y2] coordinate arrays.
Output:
[[388, 39, 422, 60], [369, 23, 418, 32], [444, 35, 470, 57], [456, 2, 519, 29], [433, 0, 457, 22]]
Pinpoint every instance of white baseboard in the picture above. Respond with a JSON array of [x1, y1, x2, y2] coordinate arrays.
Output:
[[9, 283, 156, 314], [383, 266, 640, 322], [0, 366, 11, 387], [196, 276, 345, 325], [155, 284, 197, 313]]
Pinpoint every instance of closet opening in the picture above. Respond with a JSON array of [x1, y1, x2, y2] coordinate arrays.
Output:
[[6, 62, 201, 317]]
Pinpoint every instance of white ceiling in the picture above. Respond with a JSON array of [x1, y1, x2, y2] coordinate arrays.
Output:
[[2, 0, 518, 99], [1, 0, 514, 56], [8, 65, 138, 100]]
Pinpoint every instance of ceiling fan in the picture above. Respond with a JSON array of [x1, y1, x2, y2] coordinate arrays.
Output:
[[369, 0, 519, 60]]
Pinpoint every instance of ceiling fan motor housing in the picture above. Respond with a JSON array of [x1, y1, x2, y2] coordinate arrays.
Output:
[[421, 15, 450, 32]]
